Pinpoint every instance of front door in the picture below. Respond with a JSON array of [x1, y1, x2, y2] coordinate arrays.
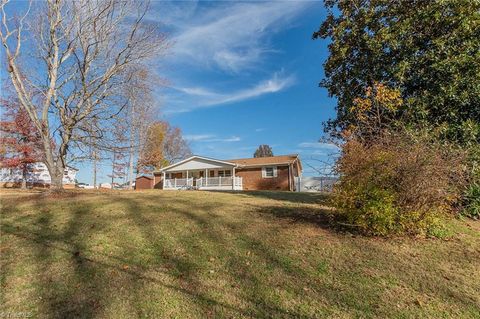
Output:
[[171, 172, 182, 179]]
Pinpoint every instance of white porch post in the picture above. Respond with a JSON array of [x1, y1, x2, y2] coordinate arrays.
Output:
[[205, 169, 208, 186], [232, 167, 235, 190], [162, 171, 166, 189]]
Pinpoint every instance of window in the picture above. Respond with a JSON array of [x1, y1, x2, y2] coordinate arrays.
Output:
[[218, 170, 231, 177], [262, 166, 277, 178]]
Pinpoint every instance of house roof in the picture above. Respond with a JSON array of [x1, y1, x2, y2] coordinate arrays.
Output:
[[155, 155, 237, 173], [136, 175, 153, 180], [226, 154, 302, 170], [153, 154, 302, 173]]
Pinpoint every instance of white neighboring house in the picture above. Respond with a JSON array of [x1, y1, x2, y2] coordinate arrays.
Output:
[[0, 162, 77, 188]]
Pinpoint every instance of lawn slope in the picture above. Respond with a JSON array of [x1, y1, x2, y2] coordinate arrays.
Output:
[[1, 190, 479, 318]]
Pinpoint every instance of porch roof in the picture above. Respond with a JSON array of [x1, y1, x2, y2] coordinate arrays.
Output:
[[155, 155, 237, 173], [226, 154, 302, 170]]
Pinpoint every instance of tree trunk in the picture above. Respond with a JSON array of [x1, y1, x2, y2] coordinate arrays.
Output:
[[128, 153, 134, 190], [111, 150, 116, 186], [93, 148, 97, 189], [21, 165, 27, 189], [128, 131, 135, 190], [44, 159, 64, 191], [127, 102, 136, 190], [49, 170, 64, 190], [41, 131, 64, 190]]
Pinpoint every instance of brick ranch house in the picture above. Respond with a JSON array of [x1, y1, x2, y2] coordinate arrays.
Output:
[[136, 154, 302, 191]]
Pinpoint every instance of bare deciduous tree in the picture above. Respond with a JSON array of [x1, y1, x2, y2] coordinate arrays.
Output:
[[122, 66, 160, 189], [0, 0, 168, 189], [162, 124, 192, 165]]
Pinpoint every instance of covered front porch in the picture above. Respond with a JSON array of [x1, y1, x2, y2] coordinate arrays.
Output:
[[163, 175, 243, 190], [157, 156, 243, 191]]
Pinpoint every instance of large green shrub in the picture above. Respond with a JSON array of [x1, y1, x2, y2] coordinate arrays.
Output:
[[332, 132, 467, 236]]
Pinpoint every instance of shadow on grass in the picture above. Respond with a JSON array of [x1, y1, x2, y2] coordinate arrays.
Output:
[[250, 202, 351, 233], [32, 200, 106, 318], [1, 191, 343, 318], [210, 190, 330, 204], [4, 191, 477, 318], [114, 196, 317, 318], [1, 193, 304, 318], [2, 221, 278, 318]]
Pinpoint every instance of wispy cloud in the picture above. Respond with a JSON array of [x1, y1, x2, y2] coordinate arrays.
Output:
[[298, 142, 340, 150], [167, 71, 295, 113], [168, 1, 312, 72], [255, 128, 265, 132], [296, 142, 340, 158], [183, 134, 215, 141], [181, 72, 294, 105], [145, 2, 312, 114], [184, 134, 241, 143], [213, 136, 241, 142]]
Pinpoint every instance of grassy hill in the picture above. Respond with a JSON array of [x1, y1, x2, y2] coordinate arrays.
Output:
[[1, 190, 479, 318]]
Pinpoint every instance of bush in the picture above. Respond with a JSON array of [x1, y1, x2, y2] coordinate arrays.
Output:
[[332, 131, 467, 236], [461, 145, 480, 219], [463, 183, 480, 219]]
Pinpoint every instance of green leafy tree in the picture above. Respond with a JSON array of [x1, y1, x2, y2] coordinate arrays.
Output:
[[254, 145, 274, 158], [314, 0, 480, 144]]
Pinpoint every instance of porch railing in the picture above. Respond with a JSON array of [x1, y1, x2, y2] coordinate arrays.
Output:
[[163, 178, 193, 189], [163, 176, 242, 190]]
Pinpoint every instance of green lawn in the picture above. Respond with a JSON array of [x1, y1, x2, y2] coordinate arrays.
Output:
[[1, 190, 479, 318]]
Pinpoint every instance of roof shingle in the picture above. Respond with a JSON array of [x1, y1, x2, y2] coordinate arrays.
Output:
[[225, 154, 300, 167]]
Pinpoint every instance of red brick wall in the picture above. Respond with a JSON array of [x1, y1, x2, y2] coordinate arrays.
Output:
[[135, 176, 153, 190], [236, 165, 290, 191]]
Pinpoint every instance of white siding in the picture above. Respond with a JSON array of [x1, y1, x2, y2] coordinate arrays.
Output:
[[164, 158, 234, 171], [0, 162, 77, 184]]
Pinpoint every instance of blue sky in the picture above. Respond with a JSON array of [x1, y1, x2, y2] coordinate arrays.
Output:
[[3, 1, 339, 183], [145, 1, 338, 179]]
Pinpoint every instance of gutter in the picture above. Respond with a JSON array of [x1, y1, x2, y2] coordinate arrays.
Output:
[[232, 162, 295, 169]]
